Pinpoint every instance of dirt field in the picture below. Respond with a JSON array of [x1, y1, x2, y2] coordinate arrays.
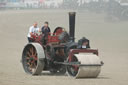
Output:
[[0, 9, 128, 85]]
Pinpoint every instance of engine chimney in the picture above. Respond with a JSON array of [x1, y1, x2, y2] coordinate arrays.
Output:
[[69, 12, 76, 42]]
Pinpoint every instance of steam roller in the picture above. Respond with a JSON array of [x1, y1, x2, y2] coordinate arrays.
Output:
[[21, 12, 103, 78]]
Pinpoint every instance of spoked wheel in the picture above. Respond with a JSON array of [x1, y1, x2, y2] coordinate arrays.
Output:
[[67, 56, 79, 77], [22, 43, 45, 75], [24, 45, 37, 73]]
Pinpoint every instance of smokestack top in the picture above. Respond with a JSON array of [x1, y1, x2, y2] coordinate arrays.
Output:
[[69, 12, 76, 15]]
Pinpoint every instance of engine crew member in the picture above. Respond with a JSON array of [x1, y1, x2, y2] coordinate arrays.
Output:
[[41, 21, 51, 44], [77, 37, 90, 49], [41, 21, 51, 35], [27, 22, 40, 42]]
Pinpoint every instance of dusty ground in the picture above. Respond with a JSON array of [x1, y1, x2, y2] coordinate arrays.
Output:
[[0, 9, 128, 85]]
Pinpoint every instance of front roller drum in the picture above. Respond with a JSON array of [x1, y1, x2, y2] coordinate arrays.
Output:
[[22, 43, 45, 75], [67, 54, 102, 78]]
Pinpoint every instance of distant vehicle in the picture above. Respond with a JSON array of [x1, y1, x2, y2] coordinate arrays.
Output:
[[119, 0, 128, 19], [106, 0, 128, 20], [119, 0, 128, 5], [78, 0, 128, 20]]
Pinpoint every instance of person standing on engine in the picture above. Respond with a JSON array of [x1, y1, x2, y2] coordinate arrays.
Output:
[[41, 21, 51, 44], [41, 21, 51, 35], [27, 22, 40, 42]]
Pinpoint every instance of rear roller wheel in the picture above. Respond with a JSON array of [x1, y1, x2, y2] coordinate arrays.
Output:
[[22, 43, 45, 75]]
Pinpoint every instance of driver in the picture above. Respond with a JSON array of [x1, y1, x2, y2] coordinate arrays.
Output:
[[77, 37, 90, 49], [27, 22, 40, 42]]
